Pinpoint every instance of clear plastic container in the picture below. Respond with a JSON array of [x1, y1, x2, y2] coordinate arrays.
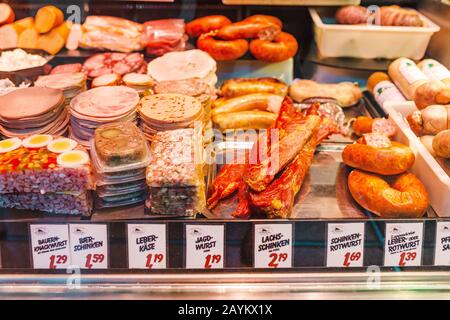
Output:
[[94, 122, 148, 167], [96, 181, 147, 198], [95, 193, 146, 209], [90, 135, 151, 174], [95, 168, 147, 186]]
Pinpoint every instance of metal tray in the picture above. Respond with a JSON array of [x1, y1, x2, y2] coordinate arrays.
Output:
[[204, 99, 437, 220]]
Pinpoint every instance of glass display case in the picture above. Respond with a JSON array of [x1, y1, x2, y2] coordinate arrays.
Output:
[[0, 0, 449, 299]]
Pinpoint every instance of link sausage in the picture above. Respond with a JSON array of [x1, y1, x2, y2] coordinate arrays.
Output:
[[219, 77, 288, 98]]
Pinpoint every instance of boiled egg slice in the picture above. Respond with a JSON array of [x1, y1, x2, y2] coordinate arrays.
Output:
[[22, 134, 53, 148], [47, 138, 77, 154], [0, 137, 22, 153], [57, 150, 89, 168]]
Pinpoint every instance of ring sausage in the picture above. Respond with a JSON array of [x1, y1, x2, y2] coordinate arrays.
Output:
[[342, 136, 415, 175], [197, 32, 248, 61], [242, 15, 283, 29], [216, 20, 280, 41], [249, 32, 298, 62], [185, 15, 232, 38], [348, 170, 429, 218]]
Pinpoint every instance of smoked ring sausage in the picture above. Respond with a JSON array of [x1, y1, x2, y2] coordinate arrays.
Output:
[[197, 32, 248, 61], [348, 169, 429, 218], [185, 15, 232, 38], [342, 138, 415, 175], [249, 32, 298, 62]]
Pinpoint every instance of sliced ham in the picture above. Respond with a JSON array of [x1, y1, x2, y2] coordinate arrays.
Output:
[[142, 19, 187, 57]]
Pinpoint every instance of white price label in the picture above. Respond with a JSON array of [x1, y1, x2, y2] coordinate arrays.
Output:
[[434, 221, 450, 266], [30, 224, 71, 269], [69, 224, 108, 269], [384, 222, 423, 267], [254, 224, 292, 268], [185, 224, 224, 269], [327, 223, 364, 267], [127, 224, 167, 269]]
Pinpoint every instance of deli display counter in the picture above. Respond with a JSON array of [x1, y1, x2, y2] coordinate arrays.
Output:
[[0, 0, 449, 300]]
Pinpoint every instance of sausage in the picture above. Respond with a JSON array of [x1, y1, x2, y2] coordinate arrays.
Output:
[[212, 110, 277, 130], [335, 6, 368, 25], [197, 33, 248, 61], [417, 59, 450, 86], [407, 111, 424, 136], [348, 170, 429, 218], [407, 105, 450, 136], [185, 15, 232, 38], [433, 129, 450, 158], [414, 80, 447, 110], [219, 78, 288, 98], [352, 116, 373, 136], [388, 57, 429, 101], [212, 93, 283, 116], [216, 20, 280, 41], [242, 15, 283, 29], [249, 32, 298, 62], [342, 137, 415, 175]]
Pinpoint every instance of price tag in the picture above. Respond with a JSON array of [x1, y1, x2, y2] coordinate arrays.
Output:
[[127, 224, 167, 269], [384, 222, 423, 267], [29, 224, 71, 269], [434, 221, 450, 266], [69, 224, 108, 269], [327, 223, 364, 267], [254, 224, 292, 268], [185, 224, 224, 269]]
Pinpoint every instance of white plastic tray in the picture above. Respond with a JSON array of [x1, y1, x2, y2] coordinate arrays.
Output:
[[383, 100, 450, 217], [309, 8, 440, 60]]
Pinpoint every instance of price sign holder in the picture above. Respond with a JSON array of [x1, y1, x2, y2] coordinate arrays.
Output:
[[253, 223, 293, 269], [326, 222, 365, 268], [69, 223, 109, 270], [434, 221, 450, 266], [126, 223, 168, 269], [383, 222, 424, 267], [184, 223, 225, 269], [29, 224, 71, 269]]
